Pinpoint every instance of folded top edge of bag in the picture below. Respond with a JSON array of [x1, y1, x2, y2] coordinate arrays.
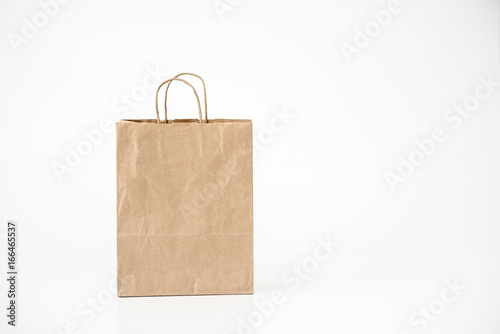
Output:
[[118, 119, 252, 124]]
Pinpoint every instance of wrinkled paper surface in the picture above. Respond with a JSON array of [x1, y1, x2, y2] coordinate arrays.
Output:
[[116, 119, 253, 297]]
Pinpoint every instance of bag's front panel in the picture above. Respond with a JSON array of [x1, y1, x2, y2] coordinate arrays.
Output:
[[117, 121, 253, 296]]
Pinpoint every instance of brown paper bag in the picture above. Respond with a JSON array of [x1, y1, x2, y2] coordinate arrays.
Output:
[[116, 74, 253, 297]]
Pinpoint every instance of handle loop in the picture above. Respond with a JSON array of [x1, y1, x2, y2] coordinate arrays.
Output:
[[164, 73, 208, 123], [155, 78, 202, 124]]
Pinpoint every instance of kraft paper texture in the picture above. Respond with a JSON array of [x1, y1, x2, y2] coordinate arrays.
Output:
[[116, 118, 253, 297]]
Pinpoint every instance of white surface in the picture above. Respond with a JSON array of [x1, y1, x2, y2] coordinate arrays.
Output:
[[0, 0, 499, 333]]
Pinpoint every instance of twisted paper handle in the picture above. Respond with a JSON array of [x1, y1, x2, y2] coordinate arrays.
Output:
[[164, 73, 207, 123], [155, 78, 202, 124]]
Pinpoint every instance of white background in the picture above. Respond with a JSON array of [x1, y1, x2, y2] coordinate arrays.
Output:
[[1, 0, 499, 333]]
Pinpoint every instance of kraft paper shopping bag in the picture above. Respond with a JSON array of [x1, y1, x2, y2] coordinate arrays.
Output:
[[116, 73, 253, 297]]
